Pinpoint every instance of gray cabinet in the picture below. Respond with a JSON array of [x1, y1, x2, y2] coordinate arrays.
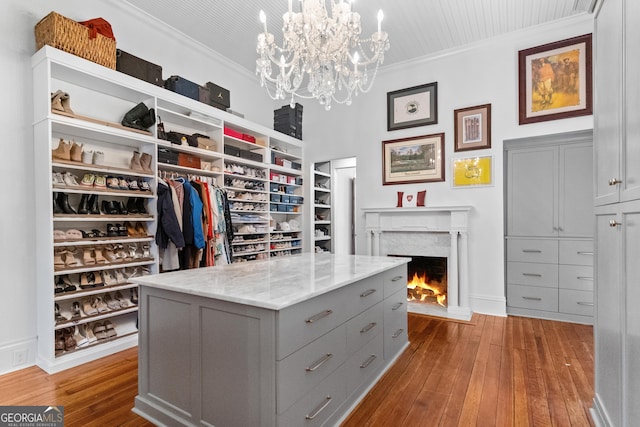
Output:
[[592, 0, 640, 425], [505, 131, 594, 324]]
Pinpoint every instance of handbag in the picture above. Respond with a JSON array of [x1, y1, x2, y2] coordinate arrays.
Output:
[[157, 117, 167, 140], [194, 133, 216, 151]]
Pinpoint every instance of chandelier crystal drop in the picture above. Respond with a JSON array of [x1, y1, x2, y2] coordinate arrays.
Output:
[[256, 0, 390, 111]]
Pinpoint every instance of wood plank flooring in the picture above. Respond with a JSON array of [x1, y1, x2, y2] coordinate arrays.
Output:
[[0, 313, 594, 426]]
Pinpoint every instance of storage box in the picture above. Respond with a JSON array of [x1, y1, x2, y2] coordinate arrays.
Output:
[[224, 145, 241, 157], [287, 176, 296, 184], [164, 75, 200, 101], [295, 177, 303, 185], [277, 204, 288, 212], [270, 182, 280, 192], [239, 149, 262, 162], [116, 49, 163, 86], [281, 195, 290, 204], [224, 127, 244, 140], [285, 186, 295, 194], [291, 161, 301, 170], [270, 194, 281, 203], [178, 153, 201, 169], [206, 82, 231, 109], [35, 12, 117, 69], [158, 147, 178, 165], [198, 85, 211, 105], [242, 134, 256, 144], [270, 172, 280, 182]]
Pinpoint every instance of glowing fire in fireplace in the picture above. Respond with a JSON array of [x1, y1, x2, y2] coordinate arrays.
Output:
[[407, 272, 447, 307]]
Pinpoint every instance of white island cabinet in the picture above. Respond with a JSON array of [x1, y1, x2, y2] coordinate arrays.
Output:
[[130, 253, 409, 426]]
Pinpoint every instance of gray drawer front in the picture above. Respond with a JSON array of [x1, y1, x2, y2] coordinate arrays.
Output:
[[346, 302, 383, 356], [559, 240, 594, 266], [383, 288, 408, 361], [344, 275, 384, 320], [507, 238, 558, 263], [559, 289, 594, 317], [559, 265, 594, 291], [277, 288, 348, 360], [278, 364, 346, 427], [345, 333, 384, 397], [507, 284, 558, 312], [383, 264, 407, 298], [507, 261, 558, 288], [277, 325, 347, 414]]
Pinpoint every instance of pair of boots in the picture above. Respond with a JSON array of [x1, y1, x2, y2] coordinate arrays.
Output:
[[52, 139, 83, 162], [122, 102, 156, 131], [130, 151, 152, 173], [54, 193, 77, 215], [78, 194, 100, 215], [51, 90, 74, 115]]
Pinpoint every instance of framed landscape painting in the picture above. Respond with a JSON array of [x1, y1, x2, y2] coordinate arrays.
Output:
[[518, 34, 592, 124], [382, 133, 444, 185]]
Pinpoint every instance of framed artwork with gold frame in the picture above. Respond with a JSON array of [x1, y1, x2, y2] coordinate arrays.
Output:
[[382, 133, 444, 185], [452, 156, 493, 187]]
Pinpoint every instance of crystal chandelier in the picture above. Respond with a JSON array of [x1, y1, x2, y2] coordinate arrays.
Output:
[[256, 0, 390, 111]]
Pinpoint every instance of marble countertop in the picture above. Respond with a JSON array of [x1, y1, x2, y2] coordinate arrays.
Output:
[[130, 253, 409, 310]]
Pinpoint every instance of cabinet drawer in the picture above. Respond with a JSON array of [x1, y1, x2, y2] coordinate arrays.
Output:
[[507, 238, 558, 263], [277, 288, 348, 360], [277, 325, 347, 414], [507, 262, 558, 288], [559, 289, 594, 317], [384, 289, 408, 361], [345, 333, 384, 397], [559, 265, 594, 291], [278, 364, 346, 427], [346, 302, 383, 356], [507, 284, 558, 312], [383, 264, 407, 298], [559, 240, 594, 266], [343, 275, 384, 320]]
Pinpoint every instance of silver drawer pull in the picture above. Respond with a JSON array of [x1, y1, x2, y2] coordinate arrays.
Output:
[[391, 275, 404, 282], [360, 322, 377, 334], [522, 249, 542, 253], [522, 296, 542, 301], [360, 289, 377, 298], [522, 273, 542, 277], [577, 251, 594, 255], [305, 309, 333, 324], [577, 276, 593, 281], [392, 329, 404, 338], [392, 302, 404, 311], [577, 302, 595, 307], [306, 353, 333, 372], [360, 354, 377, 369], [305, 395, 332, 420]]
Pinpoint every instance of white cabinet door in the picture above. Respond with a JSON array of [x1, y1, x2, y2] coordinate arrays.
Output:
[[559, 143, 594, 237], [594, 0, 622, 206], [623, 1, 640, 203], [507, 146, 558, 237]]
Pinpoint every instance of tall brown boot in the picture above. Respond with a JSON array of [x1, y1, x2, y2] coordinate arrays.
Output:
[[129, 151, 143, 172], [140, 152, 152, 173], [52, 138, 71, 161], [70, 141, 83, 162]]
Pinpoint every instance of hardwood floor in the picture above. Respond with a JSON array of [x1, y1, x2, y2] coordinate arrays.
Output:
[[0, 313, 594, 427]]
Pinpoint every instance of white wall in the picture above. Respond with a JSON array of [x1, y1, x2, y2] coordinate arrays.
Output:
[[304, 14, 594, 316], [0, 0, 276, 374]]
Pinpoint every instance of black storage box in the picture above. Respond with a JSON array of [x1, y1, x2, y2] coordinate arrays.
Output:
[[158, 147, 178, 165], [224, 145, 241, 157], [239, 149, 263, 163], [116, 49, 163, 86], [274, 103, 303, 140], [198, 86, 211, 105], [165, 75, 200, 101], [206, 82, 230, 110]]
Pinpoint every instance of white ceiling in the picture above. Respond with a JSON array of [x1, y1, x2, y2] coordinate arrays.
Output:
[[122, 0, 595, 74]]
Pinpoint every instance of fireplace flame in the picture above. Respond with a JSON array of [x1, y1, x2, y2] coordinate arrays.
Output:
[[407, 272, 447, 307]]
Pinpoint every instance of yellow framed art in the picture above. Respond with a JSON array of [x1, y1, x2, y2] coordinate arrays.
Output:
[[452, 156, 492, 187]]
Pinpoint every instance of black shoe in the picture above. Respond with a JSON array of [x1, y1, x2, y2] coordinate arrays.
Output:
[[126, 198, 139, 214], [136, 197, 147, 214], [53, 194, 64, 214], [56, 192, 77, 215], [78, 194, 90, 214], [118, 223, 127, 237], [107, 223, 120, 237], [116, 201, 128, 215], [88, 194, 100, 215], [102, 200, 118, 215]]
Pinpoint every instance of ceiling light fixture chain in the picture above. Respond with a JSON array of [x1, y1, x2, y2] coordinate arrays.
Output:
[[256, 0, 389, 110]]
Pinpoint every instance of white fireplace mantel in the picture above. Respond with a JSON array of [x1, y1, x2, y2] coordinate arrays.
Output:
[[362, 206, 472, 320]]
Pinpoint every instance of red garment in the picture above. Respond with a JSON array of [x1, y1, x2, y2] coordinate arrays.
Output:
[[78, 18, 116, 41]]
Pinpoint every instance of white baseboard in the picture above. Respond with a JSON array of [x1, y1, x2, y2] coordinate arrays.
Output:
[[469, 294, 507, 317], [0, 337, 37, 375], [590, 394, 612, 427]]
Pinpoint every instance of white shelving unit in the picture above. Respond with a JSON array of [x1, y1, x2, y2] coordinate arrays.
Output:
[[33, 46, 306, 371], [312, 161, 332, 253]]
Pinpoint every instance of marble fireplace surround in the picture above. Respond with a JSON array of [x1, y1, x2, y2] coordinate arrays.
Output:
[[363, 206, 472, 320]]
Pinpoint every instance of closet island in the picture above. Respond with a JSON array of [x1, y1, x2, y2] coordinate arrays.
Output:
[[131, 253, 409, 426]]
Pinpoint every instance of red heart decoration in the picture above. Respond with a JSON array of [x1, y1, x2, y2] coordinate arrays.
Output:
[[407, 195, 413, 201]]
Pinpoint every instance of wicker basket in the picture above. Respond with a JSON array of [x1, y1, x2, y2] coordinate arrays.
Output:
[[35, 12, 116, 69]]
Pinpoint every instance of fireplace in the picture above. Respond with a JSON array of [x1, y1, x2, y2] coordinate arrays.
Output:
[[363, 206, 472, 320], [391, 255, 448, 308]]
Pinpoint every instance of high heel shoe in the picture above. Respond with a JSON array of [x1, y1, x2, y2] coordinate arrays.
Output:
[[71, 301, 82, 319], [82, 297, 98, 315], [102, 270, 116, 286], [141, 243, 150, 258], [124, 221, 137, 237], [83, 324, 98, 344], [103, 293, 120, 310], [56, 192, 77, 215], [114, 291, 128, 307], [74, 326, 89, 348], [114, 269, 126, 284], [54, 303, 67, 323], [94, 296, 109, 313], [134, 222, 147, 237], [51, 138, 71, 161], [62, 275, 77, 292]]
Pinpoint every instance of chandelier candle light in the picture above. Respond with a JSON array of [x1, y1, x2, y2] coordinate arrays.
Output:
[[256, 0, 390, 110]]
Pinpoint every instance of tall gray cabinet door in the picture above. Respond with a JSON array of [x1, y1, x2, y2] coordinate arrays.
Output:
[[594, 0, 622, 206], [559, 143, 594, 237], [507, 147, 558, 237], [623, 1, 640, 203], [594, 206, 623, 427]]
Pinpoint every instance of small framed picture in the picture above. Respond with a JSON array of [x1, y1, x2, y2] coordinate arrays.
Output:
[[382, 133, 444, 185], [518, 34, 592, 124], [452, 156, 493, 187], [454, 104, 491, 152], [387, 82, 438, 131]]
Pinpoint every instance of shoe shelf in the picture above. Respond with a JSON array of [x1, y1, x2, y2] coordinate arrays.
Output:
[[55, 282, 139, 302], [54, 259, 155, 275], [53, 214, 154, 221], [314, 236, 332, 242], [157, 140, 223, 161], [49, 112, 157, 146], [52, 160, 155, 179], [155, 105, 223, 132], [54, 236, 154, 248], [52, 186, 154, 197], [54, 328, 138, 359], [55, 306, 139, 331], [312, 161, 333, 254], [232, 239, 268, 245]]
